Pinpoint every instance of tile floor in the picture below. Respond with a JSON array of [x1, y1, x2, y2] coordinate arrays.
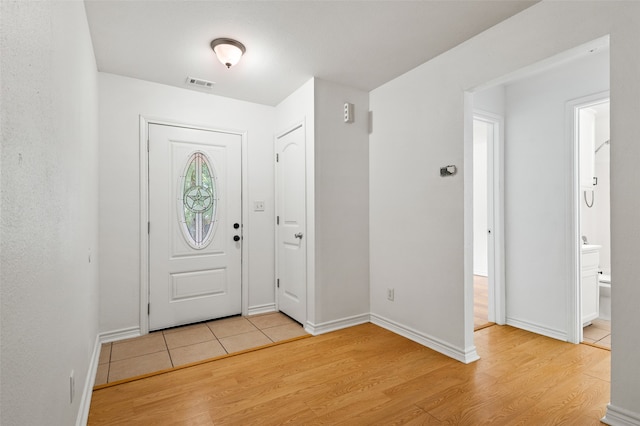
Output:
[[95, 312, 308, 386], [583, 318, 611, 349]]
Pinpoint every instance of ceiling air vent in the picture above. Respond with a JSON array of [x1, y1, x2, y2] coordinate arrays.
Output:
[[185, 76, 215, 90]]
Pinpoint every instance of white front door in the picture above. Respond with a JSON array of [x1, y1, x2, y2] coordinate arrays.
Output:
[[275, 124, 307, 324], [148, 124, 242, 331]]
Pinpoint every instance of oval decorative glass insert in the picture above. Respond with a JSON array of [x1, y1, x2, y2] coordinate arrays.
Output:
[[179, 151, 217, 248]]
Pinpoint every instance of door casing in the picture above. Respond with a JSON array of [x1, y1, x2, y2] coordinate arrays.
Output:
[[139, 116, 249, 335], [473, 111, 505, 326]]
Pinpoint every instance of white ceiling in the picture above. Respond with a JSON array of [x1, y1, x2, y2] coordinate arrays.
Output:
[[84, 1, 537, 106]]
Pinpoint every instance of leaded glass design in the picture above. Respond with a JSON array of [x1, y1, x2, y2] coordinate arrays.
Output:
[[179, 151, 217, 248]]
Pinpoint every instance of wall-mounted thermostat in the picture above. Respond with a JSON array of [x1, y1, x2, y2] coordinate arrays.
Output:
[[440, 165, 457, 177], [344, 102, 354, 123]]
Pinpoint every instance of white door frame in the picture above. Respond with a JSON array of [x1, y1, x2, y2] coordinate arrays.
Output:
[[566, 91, 609, 344], [273, 121, 307, 322], [139, 116, 249, 335], [473, 110, 506, 325]]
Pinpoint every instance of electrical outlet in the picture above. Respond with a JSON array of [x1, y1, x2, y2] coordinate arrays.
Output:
[[69, 370, 75, 404], [387, 288, 394, 301]]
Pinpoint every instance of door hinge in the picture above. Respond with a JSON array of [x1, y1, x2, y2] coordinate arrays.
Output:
[[147, 303, 150, 315], [148, 222, 150, 234], [147, 138, 149, 152], [277, 278, 280, 288], [277, 216, 279, 225], [276, 153, 279, 162]]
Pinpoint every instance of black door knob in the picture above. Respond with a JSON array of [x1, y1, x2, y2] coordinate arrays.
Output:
[[233, 235, 240, 242], [233, 223, 240, 229]]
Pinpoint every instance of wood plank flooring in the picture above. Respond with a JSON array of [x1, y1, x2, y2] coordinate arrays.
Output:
[[88, 323, 610, 425], [474, 275, 492, 330]]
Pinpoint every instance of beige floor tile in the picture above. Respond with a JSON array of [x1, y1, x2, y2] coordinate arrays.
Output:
[[219, 331, 272, 353], [108, 351, 172, 382], [597, 334, 612, 347], [98, 343, 111, 365], [260, 323, 308, 342], [583, 325, 610, 341], [248, 312, 296, 330], [110, 332, 167, 361], [95, 363, 109, 386], [207, 317, 258, 338], [163, 324, 215, 349], [592, 318, 611, 331], [169, 340, 227, 366]]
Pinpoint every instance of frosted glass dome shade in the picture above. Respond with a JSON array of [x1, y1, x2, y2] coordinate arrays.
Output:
[[210, 38, 246, 68]]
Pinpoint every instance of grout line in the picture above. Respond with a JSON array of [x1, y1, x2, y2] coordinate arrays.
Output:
[[258, 327, 274, 343], [219, 337, 229, 354], [161, 332, 174, 368], [206, 322, 219, 339]]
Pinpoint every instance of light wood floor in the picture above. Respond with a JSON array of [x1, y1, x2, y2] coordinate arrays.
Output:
[[474, 275, 492, 330], [88, 323, 610, 425]]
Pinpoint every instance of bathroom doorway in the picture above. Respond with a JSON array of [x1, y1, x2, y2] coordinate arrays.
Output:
[[574, 95, 611, 348]]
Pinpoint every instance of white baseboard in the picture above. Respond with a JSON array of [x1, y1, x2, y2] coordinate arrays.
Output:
[[370, 313, 479, 364], [247, 303, 277, 316], [75, 334, 101, 426], [99, 326, 141, 344], [305, 313, 370, 335], [506, 317, 567, 341], [603, 404, 640, 426]]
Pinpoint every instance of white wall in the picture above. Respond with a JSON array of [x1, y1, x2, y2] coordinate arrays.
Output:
[[314, 79, 370, 325], [503, 50, 609, 339], [370, 2, 640, 419], [98, 73, 275, 333], [0, 1, 100, 424], [275, 78, 316, 324], [275, 78, 370, 329], [474, 85, 506, 117]]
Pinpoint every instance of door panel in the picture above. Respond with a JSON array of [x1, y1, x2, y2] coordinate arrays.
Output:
[[149, 124, 242, 330], [276, 125, 307, 324]]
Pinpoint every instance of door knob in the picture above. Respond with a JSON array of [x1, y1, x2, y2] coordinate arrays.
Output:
[[233, 235, 240, 242], [233, 223, 240, 229], [294, 232, 303, 239]]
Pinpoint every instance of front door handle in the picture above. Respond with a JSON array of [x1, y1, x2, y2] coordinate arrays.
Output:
[[294, 232, 303, 239]]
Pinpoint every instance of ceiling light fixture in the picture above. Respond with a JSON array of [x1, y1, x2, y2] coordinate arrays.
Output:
[[210, 38, 246, 69]]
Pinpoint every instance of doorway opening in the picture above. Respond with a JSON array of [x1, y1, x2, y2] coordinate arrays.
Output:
[[573, 95, 611, 348], [465, 35, 609, 347], [473, 112, 503, 330]]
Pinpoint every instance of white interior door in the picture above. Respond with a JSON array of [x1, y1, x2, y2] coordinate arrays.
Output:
[[276, 124, 307, 324], [149, 124, 242, 331]]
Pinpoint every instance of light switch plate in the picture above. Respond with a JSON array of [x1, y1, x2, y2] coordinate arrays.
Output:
[[254, 201, 265, 211]]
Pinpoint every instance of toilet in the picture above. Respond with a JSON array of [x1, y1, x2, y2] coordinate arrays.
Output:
[[598, 273, 611, 320]]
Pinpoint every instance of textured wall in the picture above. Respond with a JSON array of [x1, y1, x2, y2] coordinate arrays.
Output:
[[0, 1, 99, 424], [370, 4, 640, 413]]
